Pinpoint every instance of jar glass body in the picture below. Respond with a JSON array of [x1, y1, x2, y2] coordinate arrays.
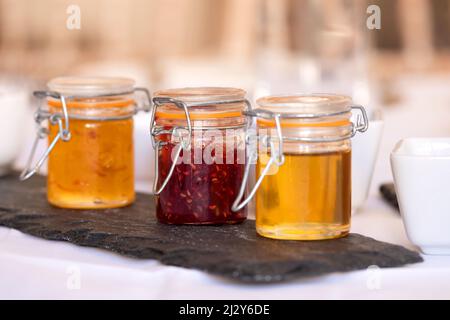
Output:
[[255, 136, 351, 240], [153, 88, 248, 225], [254, 94, 354, 240], [46, 95, 135, 209]]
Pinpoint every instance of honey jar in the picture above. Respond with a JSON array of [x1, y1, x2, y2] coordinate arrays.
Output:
[[21, 77, 151, 209], [150, 87, 250, 225], [233, 94, 368, 240]]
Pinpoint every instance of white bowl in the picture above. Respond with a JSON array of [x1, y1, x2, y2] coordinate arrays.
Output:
[[391, 138, 450, 255], [0, 86, 28, 176], [351, 114, 384, 212]]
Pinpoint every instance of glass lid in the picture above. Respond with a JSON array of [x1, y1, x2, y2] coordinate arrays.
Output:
[[47, 77, 136, 97], [154, 87, 246, 104], [154, 87, 247, 121], [255, 94, 352, 118]]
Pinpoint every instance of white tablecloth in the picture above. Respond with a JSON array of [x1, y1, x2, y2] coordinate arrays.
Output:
[[2, 74, 450, 300], [1, 192, 450, 300]]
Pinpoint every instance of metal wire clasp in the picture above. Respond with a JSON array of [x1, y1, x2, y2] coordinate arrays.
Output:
[[150, 97, 192, 195], [20, 91, 71, 181], [150, 97, 252, 195], [231, 105, 369, 212]]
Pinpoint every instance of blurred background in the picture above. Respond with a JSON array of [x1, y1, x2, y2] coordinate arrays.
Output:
[[2, 0, 450, 95], [0, 0, 449, 205]]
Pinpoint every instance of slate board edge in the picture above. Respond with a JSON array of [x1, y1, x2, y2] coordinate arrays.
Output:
[[0, 208, 423, 284], [0, 173, 423, 284]]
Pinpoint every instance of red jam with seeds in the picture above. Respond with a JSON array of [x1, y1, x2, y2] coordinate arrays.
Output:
[[156, 142, 246, 224], [152, 87, 249, 225]]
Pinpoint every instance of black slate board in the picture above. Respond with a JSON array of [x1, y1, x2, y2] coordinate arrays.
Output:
[[380, 183, 400, 212], [0, 173, 422, 283]]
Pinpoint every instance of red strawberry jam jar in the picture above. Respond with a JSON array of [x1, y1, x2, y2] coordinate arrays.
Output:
[[150, 87, 251, 225]]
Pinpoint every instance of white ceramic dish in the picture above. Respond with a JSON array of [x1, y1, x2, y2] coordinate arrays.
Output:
[[351, 112, 384, 212], [391, 138, 450, 255], [0, 85, 28, 176]]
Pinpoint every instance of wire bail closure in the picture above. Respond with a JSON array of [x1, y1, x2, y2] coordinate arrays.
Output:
[[231, 105, 369, 212], [150, 97, 252, 195], [20, 87, 152, 181]]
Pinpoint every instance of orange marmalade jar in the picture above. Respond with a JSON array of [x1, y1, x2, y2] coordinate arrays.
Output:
[[21, 77, 151, 209]]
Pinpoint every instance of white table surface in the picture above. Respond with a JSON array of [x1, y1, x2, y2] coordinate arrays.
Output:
[[1, 74, 450, 300], [1, 193, 450, 300]]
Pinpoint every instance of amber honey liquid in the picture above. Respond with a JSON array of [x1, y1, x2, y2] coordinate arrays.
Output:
[[256, 150, 351, 240], [48, 118, 135, 209]]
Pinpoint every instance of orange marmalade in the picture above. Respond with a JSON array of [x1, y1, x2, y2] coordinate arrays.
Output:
[[47, 115, 134, 209], [45, 77, 137, 209]]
